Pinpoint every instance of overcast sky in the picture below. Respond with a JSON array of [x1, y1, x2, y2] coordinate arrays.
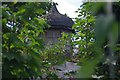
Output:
[[52, 0, 83, 18]]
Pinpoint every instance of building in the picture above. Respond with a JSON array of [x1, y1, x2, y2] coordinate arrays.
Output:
[[41, 3, 80, 78], [44, 3, 74, 45]]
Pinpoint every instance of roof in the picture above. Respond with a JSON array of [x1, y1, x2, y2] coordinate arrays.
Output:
[[45, 3, 74, 30]]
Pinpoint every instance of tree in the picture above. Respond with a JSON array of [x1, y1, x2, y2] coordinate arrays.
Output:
[[2, 2, 73, 79], [73, 6, 95, 63], [74, 2, 120, 79], [2, 2, 52, 79]]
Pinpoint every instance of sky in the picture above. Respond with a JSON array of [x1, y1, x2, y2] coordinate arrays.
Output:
[[52, 0, 83, 18]]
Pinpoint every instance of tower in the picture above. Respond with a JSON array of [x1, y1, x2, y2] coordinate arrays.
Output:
[[44, 3, 74, 46]]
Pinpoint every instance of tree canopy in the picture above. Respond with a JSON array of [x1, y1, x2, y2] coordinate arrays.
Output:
[[2, 1, 120, 79]]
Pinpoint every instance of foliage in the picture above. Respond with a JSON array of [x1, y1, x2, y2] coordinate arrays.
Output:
[[2, 1, 120, 79], [39, 32, 73, 77], [73, 7, 95, 63], [2, 2, 52, 79], [2, 2, 73, 79], [74, 2, 120, 79], [73, 4, 98, 78]]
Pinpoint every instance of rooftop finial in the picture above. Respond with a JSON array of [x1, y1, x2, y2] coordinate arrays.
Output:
[[53, 2, 58, 6], [50, 2, 59, 13]]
